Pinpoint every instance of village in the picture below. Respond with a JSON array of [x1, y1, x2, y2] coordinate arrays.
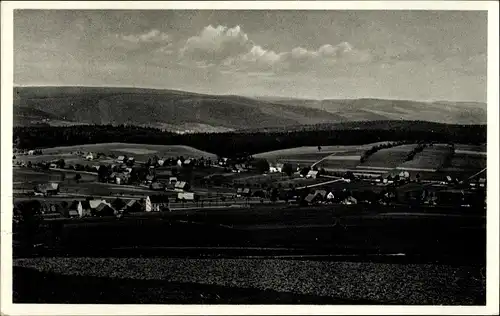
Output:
[[13, 143, 487, 222]]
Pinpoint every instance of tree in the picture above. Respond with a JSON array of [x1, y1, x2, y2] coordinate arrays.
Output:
[[318, 145, 322, 152], [56, 158, 65, 169], [282, 163, 293, 177], [97, 165, 109, 183], [27, 161, 32, 168], [255, 159, 270, 174], [74, 173, 82, 183], [300, 167, 311, 177]]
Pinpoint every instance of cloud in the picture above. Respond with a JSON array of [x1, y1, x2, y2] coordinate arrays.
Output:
[[121, 29, 170, 44], [180, 25, 372, 75], [180, 25, 253, 64]]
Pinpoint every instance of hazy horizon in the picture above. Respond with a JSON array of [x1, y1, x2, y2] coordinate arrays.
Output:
[[15, 10, 487, 102]]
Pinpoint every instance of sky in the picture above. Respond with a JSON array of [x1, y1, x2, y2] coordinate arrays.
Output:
[[14, 10, 487, 101]]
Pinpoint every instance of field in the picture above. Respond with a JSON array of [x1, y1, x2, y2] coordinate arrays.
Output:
[[254, 142, 388, 165], [359, 144, 418, 169], [13, 203, 486, 304], [15, 143, 216, 165], [398, 144, 452, 171]]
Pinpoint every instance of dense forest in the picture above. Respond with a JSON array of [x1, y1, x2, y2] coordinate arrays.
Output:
[[13, 122, 486, 158]]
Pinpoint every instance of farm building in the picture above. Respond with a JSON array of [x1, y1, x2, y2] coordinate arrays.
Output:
[[306, 170, 319, 179], [149, 195, 170, 212], [174, 181, 190, 191]]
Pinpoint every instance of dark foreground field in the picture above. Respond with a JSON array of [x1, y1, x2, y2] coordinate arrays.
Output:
[[13, 204, 486, 304]]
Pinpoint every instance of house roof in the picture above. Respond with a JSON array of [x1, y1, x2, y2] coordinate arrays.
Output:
[[126, 199, 138, 207], [96, 203, 115, 213], [89, 199, 106, 209], [175, 181, 187, 188], [151, 182, 164, 189], [117, 156, 125, 160], [307, 170, 319, 175], [314, 190, 327, 197], [305, 193, 316, 202]]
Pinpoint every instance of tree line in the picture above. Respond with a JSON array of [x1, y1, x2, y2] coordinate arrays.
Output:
[[13, 123, 486, 158]]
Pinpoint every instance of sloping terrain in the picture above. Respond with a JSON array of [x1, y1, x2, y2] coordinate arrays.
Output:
[[14, 87, 486, 130], [257, 97, 487, 125], [13, 87, 343, 130]]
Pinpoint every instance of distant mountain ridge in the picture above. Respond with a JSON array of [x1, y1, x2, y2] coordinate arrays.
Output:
[[13, 86, 486, 131]]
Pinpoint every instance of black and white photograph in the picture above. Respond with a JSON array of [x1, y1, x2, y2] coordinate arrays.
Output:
[[1, 1, 499, 315]]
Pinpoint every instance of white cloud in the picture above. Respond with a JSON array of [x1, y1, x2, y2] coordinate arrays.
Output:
[[122, 29, 170, 44], [180, 25, 372, 75], [180, 25, 253, 64]]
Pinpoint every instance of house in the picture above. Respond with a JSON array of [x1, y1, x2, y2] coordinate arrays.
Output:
[[478, 178, 486, 188], [111, 198, 127, 213], [127, 157, 135, 164], [35, 182, 60, 196], [236, 187, 252, 197], [183, 159, 192, 167], [304, 193, 318, 204], [177, 192, 195, 201], [145, 174, 155, 184], [86, 152, 94, 161], [169, 176, 178, 185], [150, 195, 170, 212], [341, 196, 358, 205], [49, 163, 57, 169], [314, 190, 327, 199], [89, 199, 108, 210], [124, 199, 141, 213], [306, 170, 319, 179], [28, 150, 35, 155], [115, 173, 130, 185], [116, 155, 126, 163], [174, 181, 190, 191], [157, 159, 165, 166], [94, 202, 116, 217], [326, 192, 335, 201], [150, 182, 165, 191], [144, 196, 152, 212]]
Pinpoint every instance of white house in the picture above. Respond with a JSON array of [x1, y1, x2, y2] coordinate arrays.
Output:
[[326, 192, 335, 201], [306, 170, 319, 179], [86, 152, 94, 161], [144, 196, 152, 212], [28, 150, 35, 155]]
